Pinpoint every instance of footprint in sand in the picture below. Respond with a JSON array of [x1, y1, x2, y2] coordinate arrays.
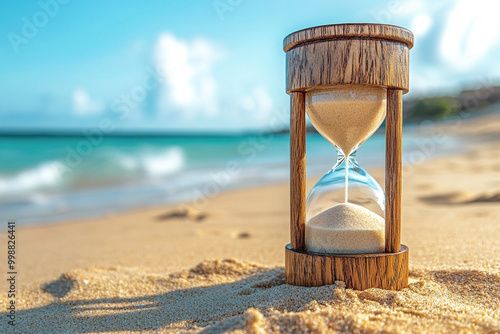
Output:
[[42, 275, 75, 298], [419, 191, 472, 204], [467, 191, 500, 203], [415, 183, 436, 191], [420, 190, 500, 204], [155, 207, 207, 222], [233, 232, 251, 239]]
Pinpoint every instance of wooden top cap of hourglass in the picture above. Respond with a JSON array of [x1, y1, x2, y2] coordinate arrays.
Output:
[[284, 23, 414, 52], [284, 23, 414, 93]]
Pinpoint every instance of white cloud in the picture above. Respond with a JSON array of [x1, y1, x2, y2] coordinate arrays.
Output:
[[410, 67, 454, 95], [370, 0, 425, 22], [411, 12, 432, 38], [240, 86, 274, 121], [72, 89, 104, 116], [154, 33, 222, 119], [396, 0, 425, 15], [439, 0, 500, 70]]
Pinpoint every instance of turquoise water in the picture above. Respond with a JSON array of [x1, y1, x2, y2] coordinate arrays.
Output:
[[0, 131, 460, 224]]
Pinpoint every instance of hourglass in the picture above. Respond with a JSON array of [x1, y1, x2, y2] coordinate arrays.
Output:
[[284, 24, 413, 290]]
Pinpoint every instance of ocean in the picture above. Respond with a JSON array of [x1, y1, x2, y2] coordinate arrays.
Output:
[[0, 130, 461, 225]]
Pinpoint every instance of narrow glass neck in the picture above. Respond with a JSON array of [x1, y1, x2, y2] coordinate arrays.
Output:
[[336, 149, 357, 163]]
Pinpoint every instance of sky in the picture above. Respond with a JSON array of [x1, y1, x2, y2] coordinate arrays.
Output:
[[1, 0, 500, 133]]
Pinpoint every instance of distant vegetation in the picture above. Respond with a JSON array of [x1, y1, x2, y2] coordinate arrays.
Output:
[[404, 97, 457, 122], [404, 85, 500, 122]]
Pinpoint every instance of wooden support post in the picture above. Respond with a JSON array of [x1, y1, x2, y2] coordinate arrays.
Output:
[[290, 91, 306, 250], [385, 89, 403, 253]]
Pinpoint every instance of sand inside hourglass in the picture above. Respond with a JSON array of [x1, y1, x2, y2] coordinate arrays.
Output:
[[305, 203, 385, 254], [305, 85, 387, 254], [306, 85, 387, 158]]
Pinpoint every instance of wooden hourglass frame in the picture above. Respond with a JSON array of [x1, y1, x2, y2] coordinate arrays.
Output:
[[284, 24, 414, 290]]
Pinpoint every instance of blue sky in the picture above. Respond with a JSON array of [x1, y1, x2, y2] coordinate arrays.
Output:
[[1, 0, 500, 133]]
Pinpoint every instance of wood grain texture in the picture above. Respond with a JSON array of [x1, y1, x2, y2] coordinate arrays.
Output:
[[290, 92, 306, 250], [284, 23, 414, 52], [385, 89, 403, 253], [285, 244, 409, 290], [286, 38, 410, 93]]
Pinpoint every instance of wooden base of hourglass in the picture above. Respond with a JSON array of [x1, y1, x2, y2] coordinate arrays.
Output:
[[285, 244, 409, 290]]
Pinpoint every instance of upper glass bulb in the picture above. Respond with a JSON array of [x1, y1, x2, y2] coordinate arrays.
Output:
[[306, 85, 387, 156]]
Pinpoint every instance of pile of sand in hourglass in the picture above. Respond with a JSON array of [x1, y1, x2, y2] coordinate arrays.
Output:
[[305, 85, 387, 254]]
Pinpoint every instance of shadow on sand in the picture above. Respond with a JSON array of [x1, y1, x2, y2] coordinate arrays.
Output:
[[3, 267, 291, 333], [4, 265, 499, 333]]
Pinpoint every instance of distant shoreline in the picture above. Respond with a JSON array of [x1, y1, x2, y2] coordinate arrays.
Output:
[[3, 100, 499, 139], [0, 130, 286, 139]]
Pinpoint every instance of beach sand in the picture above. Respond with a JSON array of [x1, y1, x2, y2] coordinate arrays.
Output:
[[1, 111, 500, 333]]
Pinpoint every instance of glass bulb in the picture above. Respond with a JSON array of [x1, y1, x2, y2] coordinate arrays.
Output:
[[304, 85, 387, 254], [306, 151, 385, 220]]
